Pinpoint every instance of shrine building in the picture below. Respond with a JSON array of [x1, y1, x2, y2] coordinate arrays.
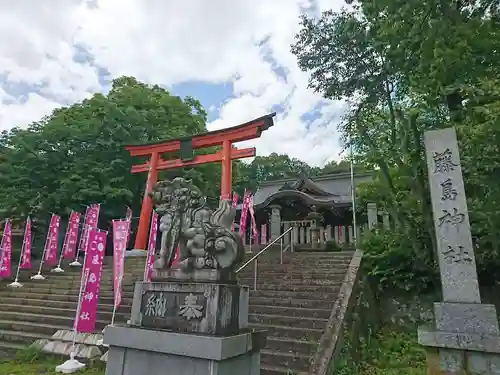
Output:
[[238, 170, 380, 248]]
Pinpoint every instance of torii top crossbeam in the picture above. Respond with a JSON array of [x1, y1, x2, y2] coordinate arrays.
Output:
[[125, 112, 276, 250]]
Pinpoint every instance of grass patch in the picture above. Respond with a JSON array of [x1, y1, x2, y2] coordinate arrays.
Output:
[[335, 327, 427, 375], [0, 347, 105, 375]]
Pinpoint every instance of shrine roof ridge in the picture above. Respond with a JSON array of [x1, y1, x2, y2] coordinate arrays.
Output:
[[259, 170, 373, 187], [124, 112, 276, 149]]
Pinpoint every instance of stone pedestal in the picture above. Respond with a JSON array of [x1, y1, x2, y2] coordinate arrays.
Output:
[[104, 278, 265, 375], [418, 303, 500, 374], [104, 326, 266, 375], [129, 281, 249, 335]]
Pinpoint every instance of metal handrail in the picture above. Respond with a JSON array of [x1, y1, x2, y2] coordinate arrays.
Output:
[[236, 227, 293, 274]]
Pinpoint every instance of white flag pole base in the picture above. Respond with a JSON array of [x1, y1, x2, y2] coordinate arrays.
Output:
[[31, 273, 46, 280], [69, 260, 82, 267], [55, 352, 86, 373], [52, 266, 64, 273], [8, 280, 23, 288]]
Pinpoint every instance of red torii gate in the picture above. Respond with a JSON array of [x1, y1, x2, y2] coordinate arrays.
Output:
[[125, 113, 276, 250]]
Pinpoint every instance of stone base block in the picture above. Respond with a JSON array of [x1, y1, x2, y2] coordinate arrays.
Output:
[[423, 347, 500, 374], [38, 329, 105, 359], [419, 302, 500, 374], [104, 325, 266, 375], [51, 329, 104, 345], [41, 341, 102, 359], [129, 281, 249, 335], [434, 302, 499, 335]]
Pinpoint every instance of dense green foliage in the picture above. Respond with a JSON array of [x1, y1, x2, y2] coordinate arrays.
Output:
[[334, 327, 426, 375], [292, 0, 500, 291]]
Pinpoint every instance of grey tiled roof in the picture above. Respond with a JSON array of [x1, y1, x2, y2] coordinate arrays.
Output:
[[237, 172, 373, 209]]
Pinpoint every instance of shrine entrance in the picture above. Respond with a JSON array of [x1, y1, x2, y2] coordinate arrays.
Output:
[[125, 113, 276, 250]]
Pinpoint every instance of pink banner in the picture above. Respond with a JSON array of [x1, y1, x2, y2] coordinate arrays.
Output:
[[79, 204, 101, 253], [0, 220, 12, 277], [125, 207, 133, 248], [20, 217, 32, 269], [144, 211, 159, 282], [231, 192, 239, 232], [248, 195, 258, 240], [76, 228, 106, 333], [239, 190, 252, 239], [260, 224, 267, 245], [63, 212, 81, 260], [44, 215, 61, 265], [113, 219, 129, 308]]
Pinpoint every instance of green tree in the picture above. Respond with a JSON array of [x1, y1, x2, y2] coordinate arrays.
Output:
[[292, 0, 500, 289], [0, 77, 218, 249]]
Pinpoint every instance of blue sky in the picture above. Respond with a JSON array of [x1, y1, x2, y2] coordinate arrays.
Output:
[[172, 81, 234, 122]]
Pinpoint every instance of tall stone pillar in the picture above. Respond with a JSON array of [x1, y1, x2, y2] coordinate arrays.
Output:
[[299, 226, 305, 244], [283, 222, 290, 246], [367, 203, 378, 230], [382, 211, 390, 229], [418, 127, 500, 374], [269, 205, 281, 241], [293, 224, 299, 244]]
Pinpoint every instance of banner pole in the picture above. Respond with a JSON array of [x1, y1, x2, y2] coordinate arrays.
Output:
[[53, 213, 73, 273], [111, 274, 123, 326], [70, 223, 87, 268], [143, 214, 155, 282], [55, 242, 91, 373], [0, 219, 10, 269], [32, 215, 53, 280], [8, 222, 26, 288]]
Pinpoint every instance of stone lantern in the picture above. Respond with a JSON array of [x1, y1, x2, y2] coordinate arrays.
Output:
[[305, 206, 322, 249]]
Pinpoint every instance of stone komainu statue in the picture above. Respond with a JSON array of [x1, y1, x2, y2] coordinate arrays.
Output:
[[149, 177, 244, 273]]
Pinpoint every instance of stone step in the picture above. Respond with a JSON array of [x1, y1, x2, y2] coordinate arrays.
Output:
[[0, 302, 131, 315], [0, 294, 134, 306], [0, 310, 125, 328], [249, 289, 340, 301], [239, 271, 348, 280], [261, 349, 311, 371], [249, 313, 328, 330], [261, 365, 305, 375], [266, 336, 316, 357], [0, 297, 331, 321], [1, 292, 336, 310], [244, 284, 342, 293], [12, 282, 342, 294], [23, 275, 143, 283], [249, 305, 331, 319], [14, 273, 345, 288], [249, 296, 334, 309], [0, 319, 69, 336], [0, 328, 52, 345], [1, 285, 341, 302], [249, 323, 323, 341], [243, 259, 352, 267], [0, 340, 26, 355]]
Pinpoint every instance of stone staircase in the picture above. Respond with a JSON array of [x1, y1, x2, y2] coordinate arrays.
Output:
[[0, 250, 356, 374]]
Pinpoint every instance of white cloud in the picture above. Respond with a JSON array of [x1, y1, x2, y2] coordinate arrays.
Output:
[[0, 0, 346, 166]]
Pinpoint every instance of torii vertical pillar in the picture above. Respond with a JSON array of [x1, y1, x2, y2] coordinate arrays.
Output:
[[125, 113, 275, 250]]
